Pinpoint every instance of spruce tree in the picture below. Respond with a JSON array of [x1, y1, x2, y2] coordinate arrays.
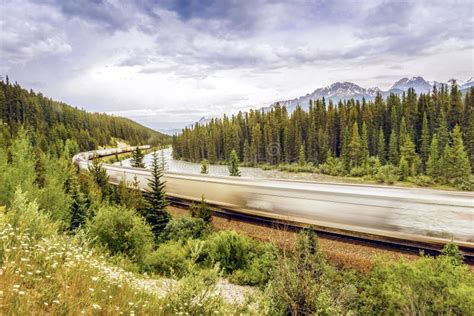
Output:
[[420, 112, 430, 171], [131, 146, 145, 168], [228, 149, 241, 176], [437, 110, 449, 156], [441, 125, 471, 184], [88, 156, 110, 200], [298, 144, 306, 166], [69, 178, 87, 231], [426, 134, 440, 179], [360, 122, 369, 165], [377, 128, 386, 164], [141, 151, 170, 239], [389, 129, 399, 165], [200, 159, 209, 174], [349, 122, 361, 167]]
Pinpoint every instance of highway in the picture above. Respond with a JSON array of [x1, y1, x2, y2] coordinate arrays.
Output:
[[73, 147, 474, 251]]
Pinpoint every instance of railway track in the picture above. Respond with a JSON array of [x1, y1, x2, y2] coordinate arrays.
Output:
[[167, 196, 474, 262], [73, 147, 474, 260]]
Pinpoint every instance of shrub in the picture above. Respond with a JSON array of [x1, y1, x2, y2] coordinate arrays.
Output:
[[230, 242, 278, 287], [453, 175, 474, 191], [87, 205, 154, 263], [358, 245, 474, 315], [5, 187, 58, 240], [349, 166, 367, 177], [161, 216, 212, 242], [375, 164, 399, 184], [266, 230, 357, 314], [205, 231, 251, 273], [189, 195, 213, 222], [144, 240, 190, 277], [319, 157, 346, 176], [411, 175, 434, 187]]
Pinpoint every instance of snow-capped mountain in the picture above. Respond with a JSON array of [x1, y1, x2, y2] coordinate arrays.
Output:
[[268, 76, 472, 113], [390, 76, 432, 94]]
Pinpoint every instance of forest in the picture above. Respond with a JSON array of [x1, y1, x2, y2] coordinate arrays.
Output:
[[0, 77, 170, 154], [173, 84, 474, 189]]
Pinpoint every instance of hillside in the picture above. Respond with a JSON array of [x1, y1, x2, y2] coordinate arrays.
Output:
[[0, 77, 170, 151]]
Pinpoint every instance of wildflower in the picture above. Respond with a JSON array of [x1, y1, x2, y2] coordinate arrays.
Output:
[[0, 291, 3, 296], [19, 291, 26, 295], [20, 258, 29, 262], [92, 304, 101, 310], [43, 302, 49, 306], [89, 288, 95, 292], [13, 284, 20, 289], [52, 300, 60, 304], [91, 276, 98, 282]]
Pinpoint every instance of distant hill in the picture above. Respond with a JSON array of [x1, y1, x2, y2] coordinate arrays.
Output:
[[0, 78, 170, 151]]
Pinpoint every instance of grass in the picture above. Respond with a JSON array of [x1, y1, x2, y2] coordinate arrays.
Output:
[[0, 209, 259, 315]]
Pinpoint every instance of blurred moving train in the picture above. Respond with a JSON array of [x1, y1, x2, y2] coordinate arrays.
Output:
[[73, 147, 474, 249]]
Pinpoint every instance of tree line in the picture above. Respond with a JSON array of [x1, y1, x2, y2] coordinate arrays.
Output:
[[0, 77, 170, 154], [173, 84, 474, 188]]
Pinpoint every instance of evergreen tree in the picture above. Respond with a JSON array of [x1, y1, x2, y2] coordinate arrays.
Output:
[[298, 144, 306, 166], [377, 128, 386, 164], [441, 125, 471, 184], [437, 110, 449, 156], [448, 82, 463, 130], [131, 146, 145, 168], [400, 135, 418, 176], [88, 156, 110, 200], [69, 177, 87, 231], [141, 151, 170, 239], [399, 156, 409, 180], [190, 194, 213, 222], [389, 129, 399, 166], [228, 149, 241, 176], [420, 112, 430, 171], [349, 122, 361, 167], [200, 159, 209, 174], [360, 122, 369, 165], [426, 134, 440, 179]]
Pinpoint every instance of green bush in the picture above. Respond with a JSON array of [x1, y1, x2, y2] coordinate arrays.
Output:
[[230, 242, 278, 287], [410, 175, 434, 187], [453, 175, 474, 191], [358, 244, 474, 315], [6, 187, 58, 240], [87, 205, 154, 263], [319, 157, 347, 176], [375, 164, 399, 184], [144, 240, 190, 277], [349, 166, 368, 177], [189, 195, 213, 222], [205, 231, 252, 273], [161, 216, 212, 242], [266, 230, 357, 314]]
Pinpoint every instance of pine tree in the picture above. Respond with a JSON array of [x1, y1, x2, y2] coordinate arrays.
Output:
[[400, 135, 418, 176], [349, 122, 361, 167], [190, 194, 213, 222], [298, 144, 306, 166], [131, 146, 145, 168], [389, 129, 399, 165], [69, 177, 87, 231], [420, 112, 430, 171], [377, 128, 386, 164], [437, 110, 449, 156], [441, 125, 471, 184], [448, 82, 463, 130], [399, 156, 409, 180], [360, 122, 369, 165], [426, 134, 440, 179], [228, 149, 241, 176], [200, 159, 209, 174], [141, 151, 170, 239], [88, 156, 110, 200]]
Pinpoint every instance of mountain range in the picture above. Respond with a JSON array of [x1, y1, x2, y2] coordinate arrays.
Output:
[[267, 76, 474, 113]]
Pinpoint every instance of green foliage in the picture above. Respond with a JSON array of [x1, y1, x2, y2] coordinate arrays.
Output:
[[205, 231, 251, 273], [144, 240, 190, 277], [114, 177, 145, 210], [88, 157, 110, 200], [6, 187, 58, 240], [375, 164, 400, 184], [266, 230, 356, 315], [141, 151, 170, 239], [161, 216, 212, 241], [319, 154, 346, 176], [69, 176, 88, 231], [87, 205, 154, 263], [228, 149, 241, 176], [189, 195, 213, 222], [298, 144, 306, 166], [130, 146, 145, 168], [200, 159, 209, 174], [358, 254, 474, 315], [441, 125, 471, 187]]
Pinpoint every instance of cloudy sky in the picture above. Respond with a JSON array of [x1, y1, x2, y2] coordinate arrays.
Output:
[[1, 0, 473, 131]]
